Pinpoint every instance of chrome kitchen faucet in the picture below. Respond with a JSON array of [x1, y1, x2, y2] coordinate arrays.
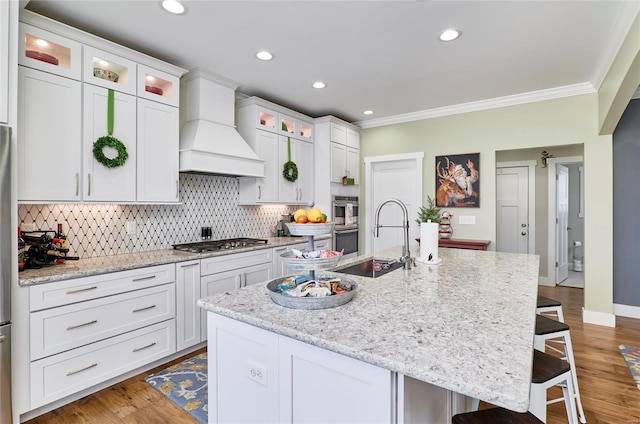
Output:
[[374, 198, 415, 270]]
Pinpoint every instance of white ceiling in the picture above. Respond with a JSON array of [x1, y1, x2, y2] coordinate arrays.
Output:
[[24, 1, 640, 127]]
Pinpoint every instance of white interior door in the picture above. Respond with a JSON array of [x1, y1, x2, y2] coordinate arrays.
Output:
[[368, 158, 420, 254], [496, 166, 529, 253], [556, 165, 569, 283]]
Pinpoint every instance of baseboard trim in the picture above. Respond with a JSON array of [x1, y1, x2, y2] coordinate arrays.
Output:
[[582, 307, 616, 327], [537, 276, 553, 287], [613, 303, 640, 319]]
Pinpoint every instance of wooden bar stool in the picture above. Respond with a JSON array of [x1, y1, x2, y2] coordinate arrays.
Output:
[[534, 315, 586, 423], [530, 349, 579, 423], [452, 407, 543, 424], [536, 295, 565, 322]]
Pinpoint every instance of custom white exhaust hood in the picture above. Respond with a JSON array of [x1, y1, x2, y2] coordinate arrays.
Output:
[[179, 68, 265, 177]]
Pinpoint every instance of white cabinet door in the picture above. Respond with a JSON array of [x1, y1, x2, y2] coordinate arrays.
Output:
[[241, 262, 273, 287], [208, 314, 280, 424], [296, 138, 314, 204], [136, 98, 179, 202], [330, 141, 347, 184], [278, 135, 298, 203], [330, 122, 347, 144], [346, 127, 360, 149], [272, 246, 288, 279], [200, 270, 240, 341], [18, 67, 81, 201], [239, 129, 279, 204], [19, 23, 82, 81], [346, 145, 359, 185], [176, 260, 201, 351], [83, 84, 137, 202], [279, 335, 392, 423], [83, 46, 137, 95]]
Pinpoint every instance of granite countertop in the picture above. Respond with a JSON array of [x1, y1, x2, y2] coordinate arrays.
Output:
[[18, 235, 328, 286], [198, 247, 540, 413]]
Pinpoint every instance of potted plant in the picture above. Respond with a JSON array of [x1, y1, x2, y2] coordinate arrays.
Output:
[[416, 195, 441, 224]]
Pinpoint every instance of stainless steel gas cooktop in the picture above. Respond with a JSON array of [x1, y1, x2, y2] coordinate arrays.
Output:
[[172, 238, 268, 253]]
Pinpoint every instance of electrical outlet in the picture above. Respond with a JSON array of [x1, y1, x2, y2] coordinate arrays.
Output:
[[458, 215, 476, 225], [21, 222, 37, 232], [247, 361, 267, 386], [126, 221, 137, 235]]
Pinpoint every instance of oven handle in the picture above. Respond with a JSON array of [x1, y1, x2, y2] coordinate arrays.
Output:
[[334, 228, 358, 234]]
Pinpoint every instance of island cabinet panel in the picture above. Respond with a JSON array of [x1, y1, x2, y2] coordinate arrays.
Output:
[[279, 336, 393, 424], [208, 314, 280, 424]]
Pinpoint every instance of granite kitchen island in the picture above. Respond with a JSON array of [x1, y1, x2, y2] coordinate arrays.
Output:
[[198, 247, 540, 423]]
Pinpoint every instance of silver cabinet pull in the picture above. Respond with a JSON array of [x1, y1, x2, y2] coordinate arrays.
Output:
[[133, 342, 157, 353], [258, 185, 262, 200], [180, 263, 198, 268], [132, 305, 156, 313], [66, 363, 97, 376], [75, 173, 79, 196], [0, 335, 6, 344], [87, 173, 91, 197], [66, 286, 98, 295], [176, 179, 179, 198], [132, 275, 156, 282], [67, 320, 98, 330]]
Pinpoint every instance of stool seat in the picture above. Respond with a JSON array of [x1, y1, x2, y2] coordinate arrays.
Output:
[[532, 349, 571, 383], [537, 295, 562, 309], [452, 407, 543, 424], [535, 314, 570, 336]]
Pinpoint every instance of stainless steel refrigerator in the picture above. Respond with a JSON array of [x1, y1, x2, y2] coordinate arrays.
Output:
[[0, 125, 12, 424]]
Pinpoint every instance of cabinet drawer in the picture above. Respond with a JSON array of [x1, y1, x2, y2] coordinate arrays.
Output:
[[30, 264, 175, 311], [31, 283, 175, 360], [201, 248, 273, 276], [30, 319, 176, 409]]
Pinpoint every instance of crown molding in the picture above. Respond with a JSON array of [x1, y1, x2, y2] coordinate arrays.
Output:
[[357, 82, 596, 129]]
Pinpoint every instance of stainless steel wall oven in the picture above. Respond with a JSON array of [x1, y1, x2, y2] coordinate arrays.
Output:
[[333, 196, 359, 259]]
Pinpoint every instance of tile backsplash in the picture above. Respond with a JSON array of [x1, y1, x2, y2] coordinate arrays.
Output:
[[18, 174, 296, 259]]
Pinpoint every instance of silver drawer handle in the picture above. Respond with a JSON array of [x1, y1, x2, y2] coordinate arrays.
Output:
[[66, 286, 98, 295], [180, 263, 198, 268], [132, 305, 156, 313], [133, 342, 156, 353], [66, 320, 98, 330], [66, 363, 97, 376], [0, 335, 6, 344], [132, 275, 156, 282]]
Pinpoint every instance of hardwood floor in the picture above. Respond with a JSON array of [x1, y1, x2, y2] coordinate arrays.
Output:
[[25, 286, 640, 424]]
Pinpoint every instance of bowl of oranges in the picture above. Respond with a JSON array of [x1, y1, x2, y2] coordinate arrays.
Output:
[[286, 208, 334, 236]]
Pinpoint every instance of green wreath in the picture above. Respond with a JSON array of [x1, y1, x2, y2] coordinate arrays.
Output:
[[93, 135, 128, 168], [283, 161, 298, 182]]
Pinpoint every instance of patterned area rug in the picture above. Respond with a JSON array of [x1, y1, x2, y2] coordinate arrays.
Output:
[[619, 344, 640, 389], [145, 352, 208, 423]]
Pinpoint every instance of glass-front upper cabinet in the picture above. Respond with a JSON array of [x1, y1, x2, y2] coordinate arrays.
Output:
[[19, 23, 82, 80], [299, 120, 313, 141], [279, 114, 296, 137], [83, 46, 136, 95], [137, 65, 179, 107], [257, 107, 278, 132]]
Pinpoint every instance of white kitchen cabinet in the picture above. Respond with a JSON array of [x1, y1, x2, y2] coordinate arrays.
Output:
[[137, 98, 179, 203], [207, 313, 393, 424], [200, 249, 273, 340], [277, 136, 314, 204], [279, 334, 392, 423], [83, 84, 137, 202], [330, 141, 347, 184], [19, 23, 82, 80], [238, 97, 315, 205], [18, 66, 82, 202], [176, 260, 201, 351], [238, 129, 279, 203], [0, 0, 9, 124], [346, 127, 360, 149], [346, 145, 360, 184], [330, 121, 347, 144], [137, 64, 179, 107], [83, 46, 137, 95]]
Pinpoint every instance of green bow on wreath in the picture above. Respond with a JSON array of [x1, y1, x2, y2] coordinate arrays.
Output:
[[93, 89, 128, 168], [283, 137, 298, 182]]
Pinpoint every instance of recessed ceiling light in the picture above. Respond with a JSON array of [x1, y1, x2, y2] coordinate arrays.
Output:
[[312, 81, 326, 89], [439, 29, 461, 42], [363, 110, 374, 115], [161, 0, 186, 15], [256, 51, 273, 61]]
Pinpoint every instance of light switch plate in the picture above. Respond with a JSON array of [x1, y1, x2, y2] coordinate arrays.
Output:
[[458, 216, 476, 225], [126, 221, 137, 235]]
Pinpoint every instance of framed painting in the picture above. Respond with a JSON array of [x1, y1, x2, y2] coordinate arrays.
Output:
[[435, 153, 480, 207]]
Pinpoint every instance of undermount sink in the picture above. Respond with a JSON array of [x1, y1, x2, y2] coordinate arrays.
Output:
[[334, 258, 404, 279]]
